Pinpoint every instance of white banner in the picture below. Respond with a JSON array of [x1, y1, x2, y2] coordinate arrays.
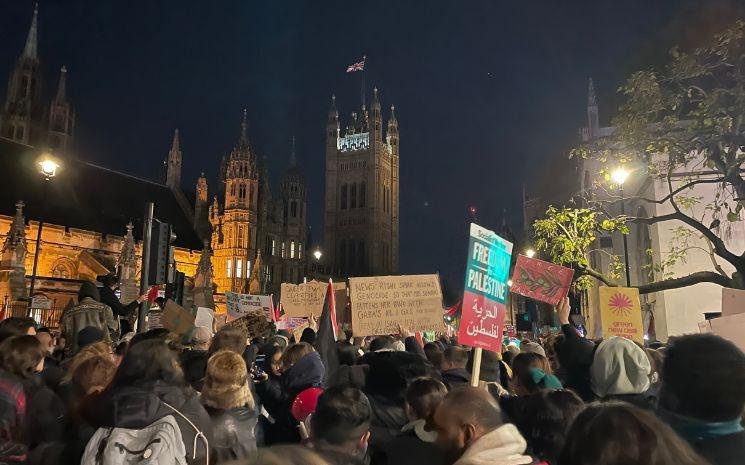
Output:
[[225, 292, 274, 322]]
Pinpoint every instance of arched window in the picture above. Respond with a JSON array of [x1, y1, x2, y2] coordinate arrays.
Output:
[[236, 259, 243, 278], [51, 259, 76, 279], [237, 226, 244, 248], [298, 242, 303, 259], [227, 259, 233, 278], [291, 201, 297, 218], [281, 242, 286, 258], [350, 183, 357, 209], [290, 241, 296, 259], [341, 184, 348, 209], [359, 182, 366, 208]]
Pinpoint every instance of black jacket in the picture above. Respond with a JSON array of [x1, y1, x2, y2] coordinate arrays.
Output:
[[441, 368, 470, 389], [98, 286, 139, 318], [205, 406, 259, 464], [367, 394, 407, 465], [81, 381, 212, 465], [180, 350, 209, 391], [385, 429, 444, 465], [557, 324, 596, 401], [694, 431, 745, 465]]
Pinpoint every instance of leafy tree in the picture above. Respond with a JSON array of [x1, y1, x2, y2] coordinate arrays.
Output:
[[535, 21, 745, 294]]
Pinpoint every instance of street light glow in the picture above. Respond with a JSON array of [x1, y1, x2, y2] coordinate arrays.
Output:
[[38, 157, 60, 179], [611, 167, 629, 186], [525, 248, 536, 258], [313, 249, 322, 261]]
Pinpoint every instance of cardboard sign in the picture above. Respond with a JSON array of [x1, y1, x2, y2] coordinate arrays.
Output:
[[458, 223, 513, 353], [598, 287, 644, 343], [161, 300, 195, 336], [504, 324, 517, 338], [698, 320, 712, 333], [722, 288, 745, 316], [349, 274, 445, 337], [195, 307, 214, 329], [509, 255, 574, 306], [281, 281, 347, 318], [710, 312, 745, 352], [225, 292, 274, 322], [147, 310, 163, 331]]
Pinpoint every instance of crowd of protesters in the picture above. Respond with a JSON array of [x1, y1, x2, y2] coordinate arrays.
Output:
[[0, 277, 743, 465]]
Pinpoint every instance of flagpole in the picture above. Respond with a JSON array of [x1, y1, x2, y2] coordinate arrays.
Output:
[[361, 55, 366, 108]]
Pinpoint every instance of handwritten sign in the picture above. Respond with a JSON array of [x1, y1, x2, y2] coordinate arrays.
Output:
[[225, 292, 273, 322], [349, 275, 445, 337], [281, 281, 347, 318], [509, 255, 574, 306], [458, 223, 513, 352], [195, 307, 214, 329], [147, 310, 163, 331], [161, 300, 195, 336], [598, 287, 644, 343]]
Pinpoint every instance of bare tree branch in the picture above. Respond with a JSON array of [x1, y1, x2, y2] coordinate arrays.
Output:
[[637, 271, 733, 294]]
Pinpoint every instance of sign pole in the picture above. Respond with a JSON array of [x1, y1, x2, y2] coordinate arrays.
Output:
[[470, 347, 483, 387], [137, 202, 154, 333]]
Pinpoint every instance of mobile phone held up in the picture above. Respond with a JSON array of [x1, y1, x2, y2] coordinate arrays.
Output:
[[253, 354, 266, 378]]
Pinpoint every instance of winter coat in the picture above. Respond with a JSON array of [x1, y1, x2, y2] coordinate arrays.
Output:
[[98, 286, 139, 318], [694, 430, 745, 465], [442, 368, 471, 389], [0, 370, 27, 463], [204, 405, 259, 463], [22, 376, 66, 449], [453, 424, 533, 465], [61, 283, 118, 355], [80, 381, 212, 465], [368, 394, 407, 465], [385, 420, 444, 465], [556, 324, 595, 401]]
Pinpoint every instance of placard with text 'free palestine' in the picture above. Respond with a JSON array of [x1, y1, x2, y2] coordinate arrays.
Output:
[[458, 223, 513, 352]]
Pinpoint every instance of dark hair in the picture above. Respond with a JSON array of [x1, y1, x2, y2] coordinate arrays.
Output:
[[209, 326, 247, 356], [369, 336, 394, 352], [337, 341, 358, 366], [660, 333, 745, 422], [364, 351, 439, 403], [405, 377, 447, 424], [36, 327, 52, 335], [423, 342, 444, 369], [443, 346, 469, 368], [0, 335, 44, 379], [502, 350, 517, 368], [510, 390, 583, 463], [512, 352, 553, 394], [300, 328, 316, 344], [558, 402, 707, 465], [97, 273, 119, 288], [109, 339, 184, 389], [0, 317, 36, 343], [282, 342, 315, 370], [311, 386, 371, 446], [129, 328, 170, 347]]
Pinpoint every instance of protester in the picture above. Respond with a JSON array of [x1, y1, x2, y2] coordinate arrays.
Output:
[[201, 350, 259, 462], [0, 317, 36, 343], [423, 342, 444, 370], [441, 346, 471, 388], [519, 341, 546, 357], [590, 336, 654, 408], [181, 326, 212, 390], [61, 281, 118, 355], [658, 333, 745, 465], [510, 352, 562, 396], [247, 444, 359, 465], [386, 378, 447, 465], [80, 339, 211, 464], [308, 386, 371, 464], [558, 402, 707, 465], [434, 387, 532, 465], [300, 328, 317, 344], [466, 349, 508, 398], [96, 273, 147, 335], [337, 341, 359, 366], [554, 297, 599, 401]]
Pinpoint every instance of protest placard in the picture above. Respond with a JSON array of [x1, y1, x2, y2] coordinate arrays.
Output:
[[710, 312, 745, 352], [225, 292, 274, 322], [722, 287, 745, 316], [161, 300, 195, 336], [348, 274, 444, 336], [698, 320, 711, 333], [147, 310, 163, 331], [509, 255, 574, 306], [195, 307, 214, 329], [458, 223, 513, 354], [281, 281, 347, 318], [598, 287, 644, 343]]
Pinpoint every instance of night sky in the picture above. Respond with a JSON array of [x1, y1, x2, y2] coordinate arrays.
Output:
[[2, 0, 743, 293]]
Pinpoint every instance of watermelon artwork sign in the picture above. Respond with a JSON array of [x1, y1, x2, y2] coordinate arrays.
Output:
[[458, 223, 513, 353], [509, 255, 574, 306]]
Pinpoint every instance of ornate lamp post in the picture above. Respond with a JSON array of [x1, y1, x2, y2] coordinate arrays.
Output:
[[612, 167, 632, 287], [28, 154, 61, 306]]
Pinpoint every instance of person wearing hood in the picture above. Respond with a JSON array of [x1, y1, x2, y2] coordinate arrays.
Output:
[[180, 326, 212, 391], [61, 281, 118, 356], [96, 273, 147, 335], [441, 346, 471, 389], [80, 339, 212, 465], [434, 387, 532, 465], [590, 336, 654, 409], [201, 350, 260, 462]]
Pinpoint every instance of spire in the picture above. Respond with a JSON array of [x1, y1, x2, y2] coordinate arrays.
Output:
[[239, 108, 248, 145], [166, 129, 182, 189], [328, 94, 338, 118], [588, 78, 597, 108], [389, 104, 397, 124], [289, 136, 297, 168], [587, 78, 599, 139], [22, 3, 39, 61], [54, 66, 67, 102], [2, 201, 27, 254], [170, 128, 181, 154], [371, 86, 380, 107]]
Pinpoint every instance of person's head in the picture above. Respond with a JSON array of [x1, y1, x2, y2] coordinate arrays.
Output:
[[282, 342, 315, 371], [520, 341, 546, 358], [0, 335, 45, 379], [511, 352, 558, 395], [0, 317, 36, 343], [202, 350, 254, 410], [191, 326, 212, 351], [364, 351, 439, 404], [645, 348, 663, 384], [311, 386, 371, 457], [72, 355, 117, 397], [97, 273, 119, 289], [266, 345, 284, 377], [501, 350, 517, 368], [590, 336, 651, 398], [300, 327, 317, 344], [369, 335, 395, 352], [466, 349, 501, 383], [35, 329, 55, 355], [77, 281, 101, 302], [77, 326, 106, 349], [209, 326, 247, 357], [557, 402, 707, 465], [337, 341, 358, 366], [110, 339, 184, 389], [64, 341, 114, 381], [442, 346, 469, 371], [423, 342, 444, 370], [246, 445, 339, 465], [434, 387, 505, 464], [510, 390, 583, 463], [405, 377, 448, 427], [660, 333, 745, 422]]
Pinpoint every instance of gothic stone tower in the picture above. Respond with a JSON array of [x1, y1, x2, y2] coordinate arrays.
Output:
[[280, 138, 308, 283], [47, 66, 74, 150], [324, 88, 399, 276], [211, 110, 259, 293]]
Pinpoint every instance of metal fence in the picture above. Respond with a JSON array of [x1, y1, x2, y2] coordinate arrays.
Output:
[[4, 302, 65, 329]]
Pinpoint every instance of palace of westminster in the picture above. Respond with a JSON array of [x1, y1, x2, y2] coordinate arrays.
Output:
[[0, 6, 400, 310]]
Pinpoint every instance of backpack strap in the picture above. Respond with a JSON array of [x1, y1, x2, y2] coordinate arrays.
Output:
[[160, 400, 209, 465]]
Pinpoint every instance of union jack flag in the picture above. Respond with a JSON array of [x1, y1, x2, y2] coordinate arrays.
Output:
[[346, 56, 365, 73]]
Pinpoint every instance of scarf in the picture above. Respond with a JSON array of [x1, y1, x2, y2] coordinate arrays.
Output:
[[660, 409, 744, 442], [529, 368, 563, 391]]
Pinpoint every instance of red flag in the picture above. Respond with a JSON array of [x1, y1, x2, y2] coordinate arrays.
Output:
[[146, 285, 160, 303], [415, 331, 424, 348], [326, 280, 338, 340], [444, 301, 460, 318], [0, 305, 6, 322]]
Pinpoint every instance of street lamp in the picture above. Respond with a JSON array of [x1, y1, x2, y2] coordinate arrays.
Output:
[[612, 167, 632, 287], [525, 248, 536, 258], [28, 154, 61, 308], [313, 249, 322, 261]]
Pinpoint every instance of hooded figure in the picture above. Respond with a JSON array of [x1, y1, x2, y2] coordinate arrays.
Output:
[[590, 337, 653, 408], [61, 282, 118, 355]]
